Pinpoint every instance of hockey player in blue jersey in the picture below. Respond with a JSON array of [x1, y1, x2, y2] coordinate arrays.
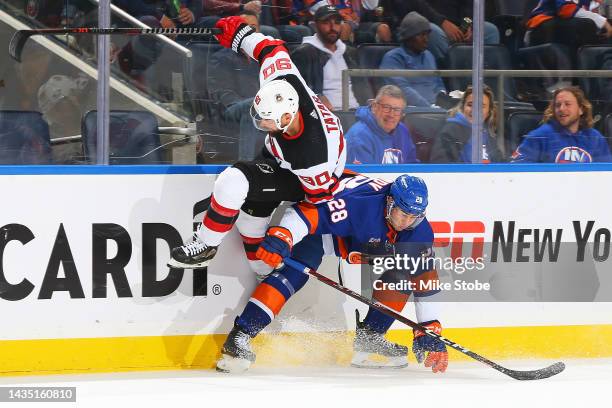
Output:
[[216, 174, 448, 374]]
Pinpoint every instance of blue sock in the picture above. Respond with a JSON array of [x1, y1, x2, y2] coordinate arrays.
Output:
[[363, 307, 395, 334]]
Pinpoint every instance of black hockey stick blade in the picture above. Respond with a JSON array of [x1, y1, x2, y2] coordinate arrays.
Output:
[[501, 362, 565, 381], [282, 258, 566, 381]]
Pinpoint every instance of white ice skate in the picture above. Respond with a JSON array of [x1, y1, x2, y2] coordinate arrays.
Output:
[[351, 310, 408, 369], [216, 323, 256, 374]]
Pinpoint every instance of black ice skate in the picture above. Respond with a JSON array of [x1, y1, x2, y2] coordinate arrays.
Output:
[[167, 231, 217, 269], [351, 310, 408, 369], [216, 323, 256, 374]]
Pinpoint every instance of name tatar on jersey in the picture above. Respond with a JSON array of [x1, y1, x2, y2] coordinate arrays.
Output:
[[264, 93, 345, 202], [311, 95, 341, 134], [243, 31, 346, 202]]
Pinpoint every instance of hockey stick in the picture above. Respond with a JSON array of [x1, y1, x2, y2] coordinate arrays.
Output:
[[9, 27, 221, 62], [282, 257, 565, 381]]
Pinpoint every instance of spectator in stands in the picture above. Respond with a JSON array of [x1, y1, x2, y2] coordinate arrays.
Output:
[[325, 0, 392, 43], [24, 0, 63, 27], [264, 0, 392, 44], [511, 86, 612, 163], [269, 0, 313, 42], [112, 1, 202, 88], [337, 0, 392, 43], [201, 0, 283, 38], [208, 10, 261, 107], [384, 0, 500, 63], [312, 0, 355, 42], [345, 85, 418, 164], [113, 1, 203, 30], [430, 85, 504, 163], [524, 0, 612, 51], [208, 11, 264, 160], [292, 5, 369, 110], [200, 0, 262, 27], [380, 12, 446, 108]]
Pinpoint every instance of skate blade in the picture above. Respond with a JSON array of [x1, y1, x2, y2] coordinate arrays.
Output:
[[216, 354, 252, 374], [166, 259, 211, 269], [350, 352, 408, 369]]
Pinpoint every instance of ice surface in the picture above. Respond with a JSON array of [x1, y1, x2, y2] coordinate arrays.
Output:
[[1, 359, 609, 408]]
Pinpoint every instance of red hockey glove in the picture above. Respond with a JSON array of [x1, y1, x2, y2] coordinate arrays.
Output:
[[214, 16, 255, 53], [256, 227, 293, 268], [412, 320, 448, 373]]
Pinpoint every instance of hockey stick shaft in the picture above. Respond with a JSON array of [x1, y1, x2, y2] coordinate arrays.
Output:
[[283, 257, 565, 380], [9, 27, 221, 62]]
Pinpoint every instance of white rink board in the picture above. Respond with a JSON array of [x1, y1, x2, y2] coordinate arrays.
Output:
[[0, 170, 611, 341]]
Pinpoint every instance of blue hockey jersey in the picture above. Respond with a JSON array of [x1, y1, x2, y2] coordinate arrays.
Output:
[[279, 174, 437, 294], [511, 120, 612, 163]]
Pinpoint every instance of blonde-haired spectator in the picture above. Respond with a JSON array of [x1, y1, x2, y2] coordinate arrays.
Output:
[[511, 87, 612, 163]]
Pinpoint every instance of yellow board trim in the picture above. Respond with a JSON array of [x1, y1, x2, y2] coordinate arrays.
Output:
[[1, 324, 611, 376]]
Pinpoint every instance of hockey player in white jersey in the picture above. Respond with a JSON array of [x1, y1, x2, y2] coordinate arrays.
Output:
[[167, 15, 349, 278]]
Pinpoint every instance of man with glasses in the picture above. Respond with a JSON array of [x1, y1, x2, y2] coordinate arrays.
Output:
[[346, 85, 418, 164]]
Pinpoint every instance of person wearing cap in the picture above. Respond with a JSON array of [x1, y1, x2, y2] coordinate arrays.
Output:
[[379, 11, 446, 107], [385, 0, 500, 63], [291, 5, 370, 110]]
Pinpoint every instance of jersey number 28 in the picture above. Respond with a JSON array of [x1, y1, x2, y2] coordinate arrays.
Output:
[[327, 199, 347, 223]]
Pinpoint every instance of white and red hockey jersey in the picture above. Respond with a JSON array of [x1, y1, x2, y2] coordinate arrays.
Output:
[[240, 33, 347, 203]]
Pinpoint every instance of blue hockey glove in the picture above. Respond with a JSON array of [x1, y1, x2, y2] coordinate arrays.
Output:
[[412, 320, 448, 373], [256, 227, 293, 268]]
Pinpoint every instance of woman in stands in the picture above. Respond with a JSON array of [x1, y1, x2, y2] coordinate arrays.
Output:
[[430, 85, 505, 163]]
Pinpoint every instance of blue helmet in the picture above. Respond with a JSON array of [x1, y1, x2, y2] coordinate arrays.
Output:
[[389, 175, 428, 215]]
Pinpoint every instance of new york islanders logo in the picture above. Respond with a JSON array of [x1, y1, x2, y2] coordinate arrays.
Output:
[[555, 146, 593, 163], [382, 149, 403, 164]]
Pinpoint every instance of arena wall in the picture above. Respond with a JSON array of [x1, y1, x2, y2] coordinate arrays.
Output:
[[1, 164, 611, 375]]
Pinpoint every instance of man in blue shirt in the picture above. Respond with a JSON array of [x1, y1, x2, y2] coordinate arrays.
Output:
[[346, 85, 418, 164], [379, 12, 446, 107], [512, 86, 612, 163]]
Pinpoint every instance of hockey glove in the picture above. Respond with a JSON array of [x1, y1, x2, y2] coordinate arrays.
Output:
[[214, 16, 255, 53], [256, 227, 293, 268], [412, 320, 448, 373]]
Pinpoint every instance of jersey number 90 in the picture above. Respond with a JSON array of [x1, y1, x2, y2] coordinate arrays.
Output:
[[327, 199, 347, 223], [263, 58, 292, 80]]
